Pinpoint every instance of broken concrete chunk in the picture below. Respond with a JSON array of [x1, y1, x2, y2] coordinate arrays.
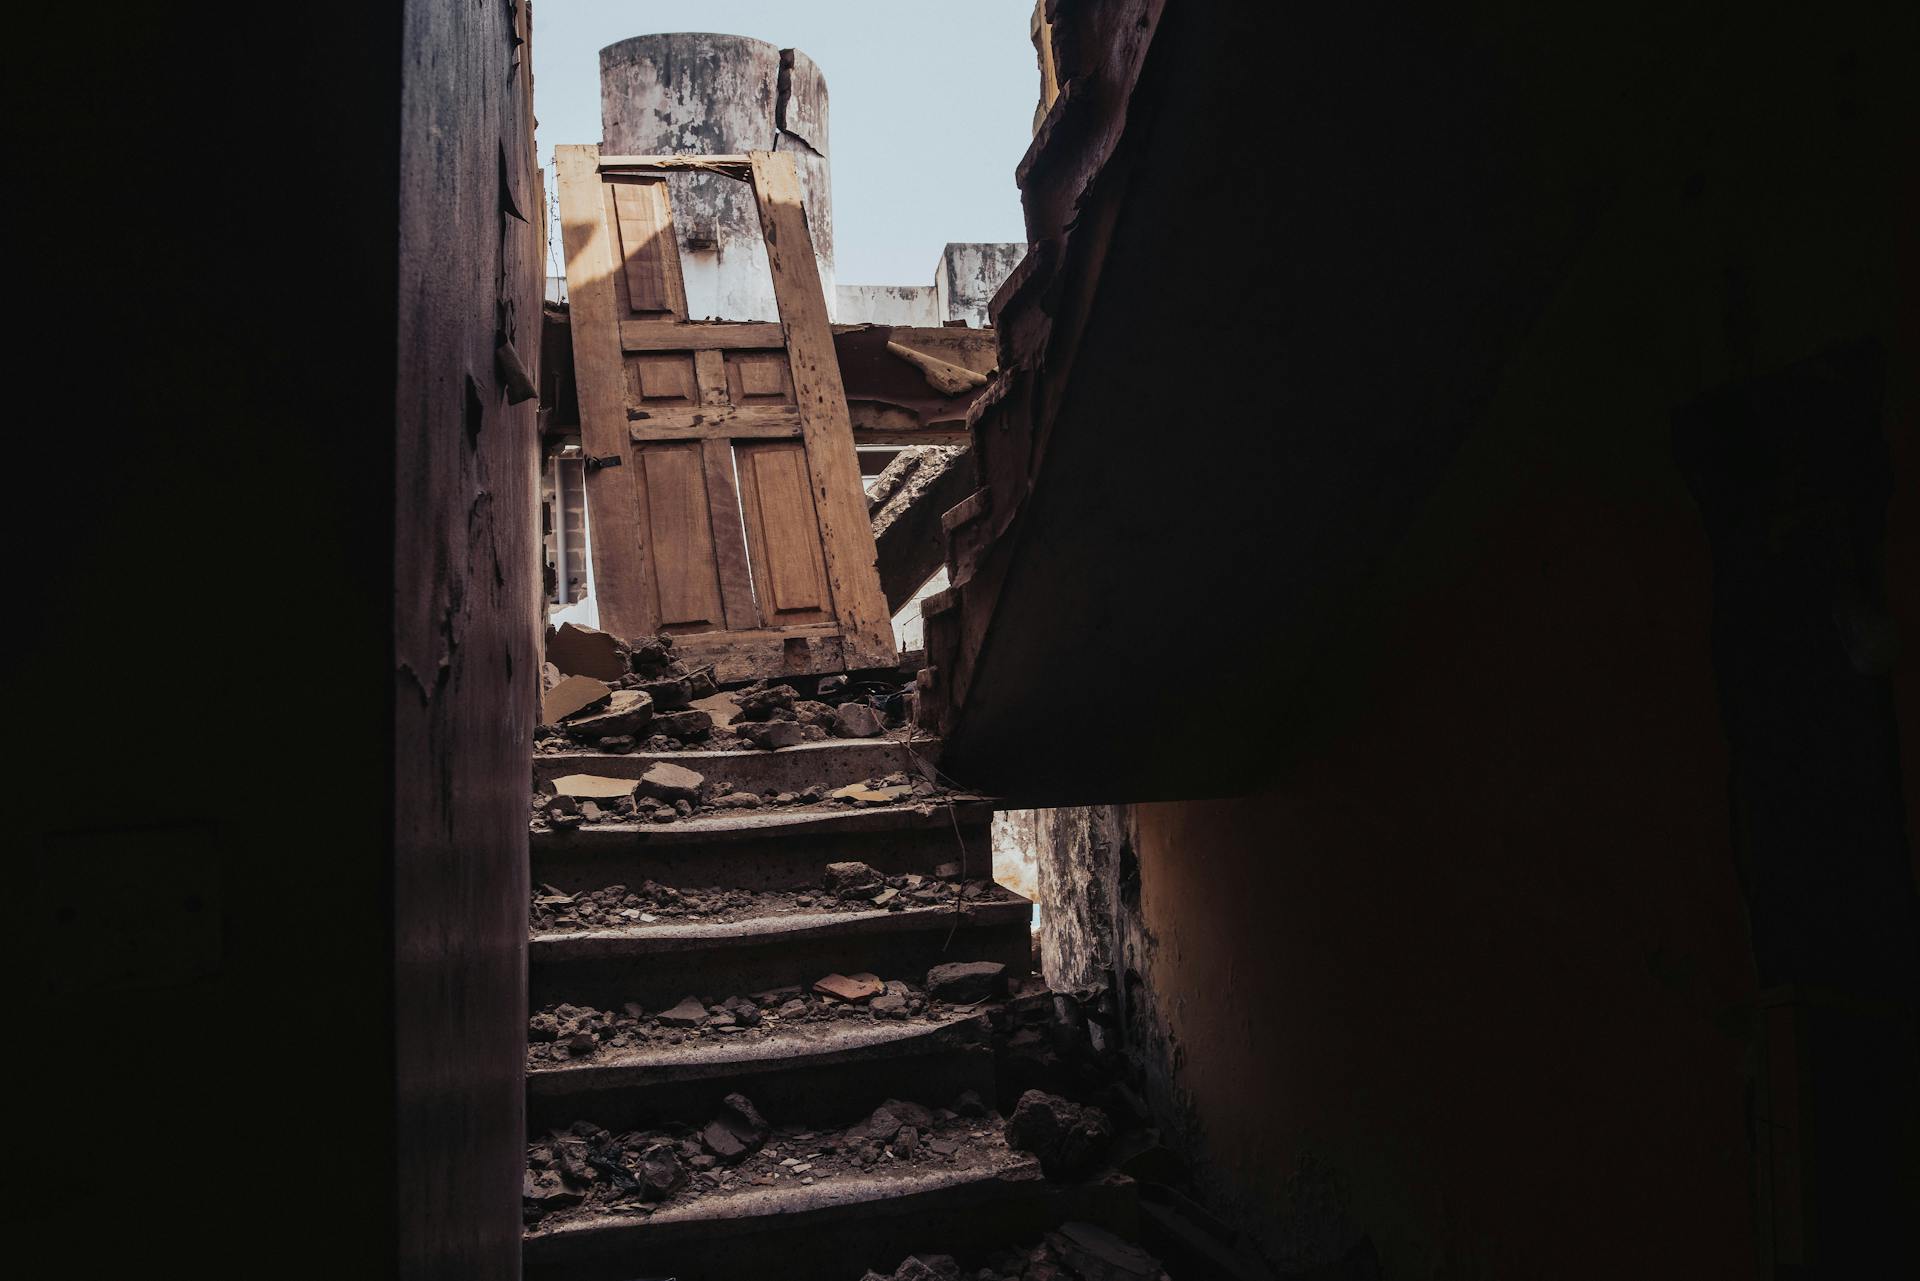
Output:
[[652, 709, 713, 740], [793, 698, 839, 729], [636, 1143, 687, 1201], [1046, 1222, 1163, 1280], [542, 674, 612, 726], [540, 661, 563, 693], [546, 622, 628, 682], [689, 691, 741, 724], [830, 782, 914, 804], [636, 676, 693, 710], [737, 683, 799, 720], [832, 702, 884, 738], [634, 760, 704, 805], [657, 995, 710, 1027], [823, 860, 884, 899], [549, 774, 639, 803], [925, 961, 1006, 1004], [523, 1168, 584, 1207], [813, 971, 884, 1002], [702, 1092, 769, 1162], [869, 991, 908, 1018], [563, 687, 654, 738], [737, 720, 805, 750], [1005, 1090, 1114, 1179]]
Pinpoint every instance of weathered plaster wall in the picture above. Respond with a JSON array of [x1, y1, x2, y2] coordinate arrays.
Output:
[[600, 33, 834, 321], [838, 283, 941, 326], [936, 242, 1026, 326]]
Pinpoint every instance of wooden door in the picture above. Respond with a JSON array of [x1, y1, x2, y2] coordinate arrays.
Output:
[[555, 145, 895, 682]]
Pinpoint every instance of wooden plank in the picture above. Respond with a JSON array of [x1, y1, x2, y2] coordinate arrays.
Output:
[[701, 439, 761, 631], [629, 406, 803, 440], [636, 443, 725, 630], [689, 347, 759, 632], [598, 154, 754, 178], [610, 180, 679, 315], [621, 321, 785, 352], [746, 150, 897, 669], [674, 629, 848, 686], [736, 440, 834, 626], [556, 143, 657, 638]]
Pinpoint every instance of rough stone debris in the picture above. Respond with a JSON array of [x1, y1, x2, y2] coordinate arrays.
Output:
[[1046, 1221, 1164, 1280], [736, 682, 798, 721], [562, 687, 654, 738], [1005, 1089, 1114, 1180], [833, 701, 885, 737], [832, 782, 914, 803], [635, 675, 693, 709], [634, 760, 704, 804], [824, 859, 885, 899], [651, 708, 713, 740], [546, 622, 628, 681], [925, 960, 1007, 1003], [542, 674, 612, 725], [813, 971, 884, 1002], [657, 995, 710, 1027], [737, 719, 806, 750], [689, 690, 741, 723], [701, 1092, 770, 1163], [548, 774, 638, 802]]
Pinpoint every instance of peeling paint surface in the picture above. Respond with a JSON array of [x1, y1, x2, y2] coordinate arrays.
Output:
[[600, 33, 834, 320]]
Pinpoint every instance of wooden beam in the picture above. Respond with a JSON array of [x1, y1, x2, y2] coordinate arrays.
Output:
[[620, 321, 784, 352], [746, 150, 897, 671], [597, 154, 754, 180], [555, 143, 658, 637], [628, 407, 803, 440]]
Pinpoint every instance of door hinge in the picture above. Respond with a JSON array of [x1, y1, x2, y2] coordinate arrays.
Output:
[[585, 454, 623, 472]]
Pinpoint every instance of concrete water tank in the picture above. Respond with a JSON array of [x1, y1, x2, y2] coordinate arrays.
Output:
[[599, 33, 834, 321]]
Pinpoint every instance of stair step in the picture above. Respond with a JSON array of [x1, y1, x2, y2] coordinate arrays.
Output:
[[534, 734, 939, 795], [525, 1152, 1134, 1281], [532, 800, 996, 891], [527, 1010, 997, 1135], [529, 895, 1032, 1011]]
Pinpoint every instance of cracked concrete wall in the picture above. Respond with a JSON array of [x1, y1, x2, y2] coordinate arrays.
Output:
[[935, 242, 1025, 326], [600, 33, 834, 321]]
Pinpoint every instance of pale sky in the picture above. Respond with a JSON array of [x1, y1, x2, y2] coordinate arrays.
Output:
[[532, 0, 1038, 286]]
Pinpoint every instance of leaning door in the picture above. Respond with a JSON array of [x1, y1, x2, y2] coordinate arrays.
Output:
[[555, 144, 895, 682]]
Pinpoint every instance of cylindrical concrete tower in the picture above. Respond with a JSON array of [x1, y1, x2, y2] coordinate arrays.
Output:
[[600, 33, 834, 322]]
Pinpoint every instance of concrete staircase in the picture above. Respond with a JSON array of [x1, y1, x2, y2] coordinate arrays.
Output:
[[522, 735, 1130, 1280]]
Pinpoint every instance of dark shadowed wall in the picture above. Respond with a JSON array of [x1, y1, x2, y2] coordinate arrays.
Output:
[[6, 3, 539, 1276]]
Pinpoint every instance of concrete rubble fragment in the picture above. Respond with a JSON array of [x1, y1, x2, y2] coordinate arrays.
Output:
[[542, 674, 612, 725], [546, 622, 629, 681], [823, 860, 885, 899], [562, 687, 654, 739], [657, 995, 710, 1027], [634, 760, 704, 804], [700, 1092, 769, 1163], [548, 774, 638, 803], [926, 960, 1007, 1003], [736, 720, 805, 750], [831, 781, 914, 803], [832, 701, 884, 737], [1046, 1221, 1165, 1281], [812, 971, 883, 1002], [1005, 1089, 1114, 1179]]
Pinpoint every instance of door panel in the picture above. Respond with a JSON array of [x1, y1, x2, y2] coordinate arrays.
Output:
[[556, 144, 895, 681]]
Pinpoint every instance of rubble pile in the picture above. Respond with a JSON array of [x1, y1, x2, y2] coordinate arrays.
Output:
[[532, 766, 956, 831], [525, 1090, 1014, 1226], [527, 958, 1024, 1065], [856, 1221, 1170, 1281], [531, 861, 1008, 933], [536, 623, 915, 756]]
